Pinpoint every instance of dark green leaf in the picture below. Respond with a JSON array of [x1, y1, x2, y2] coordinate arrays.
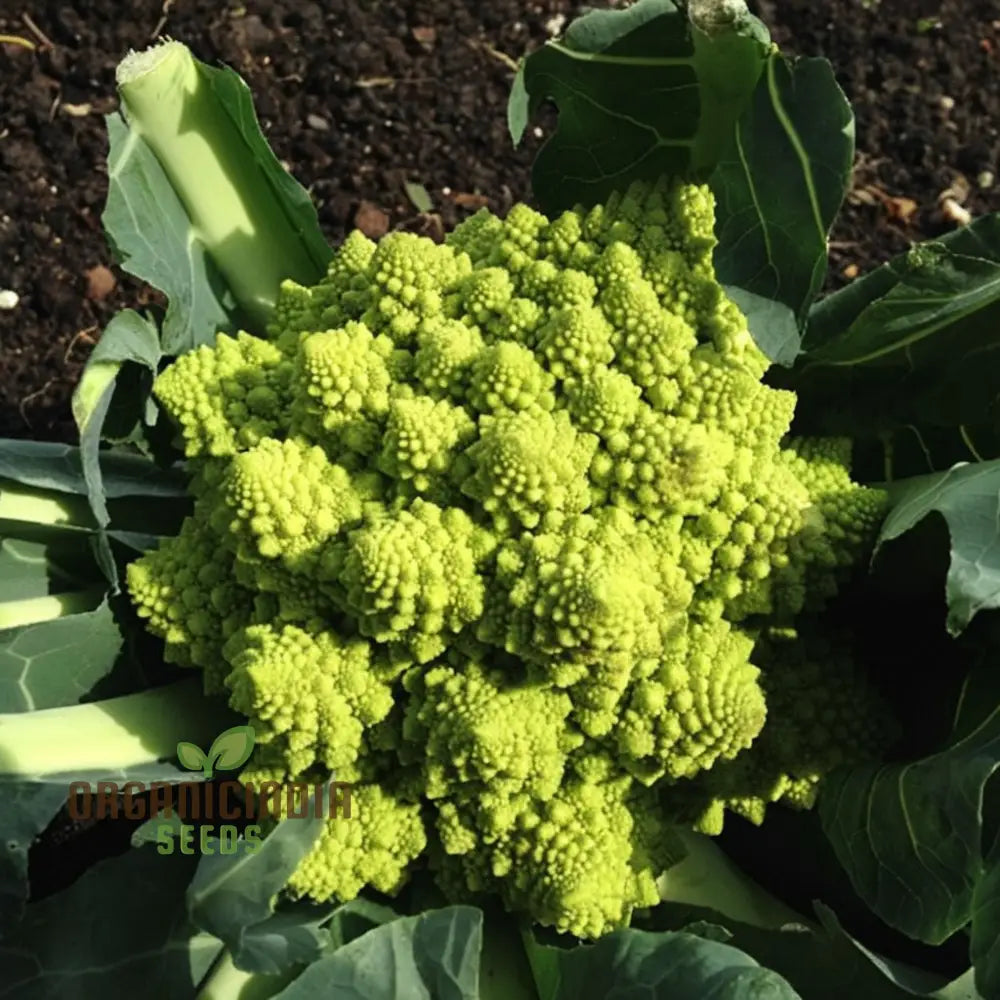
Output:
[[784, 215, 1000, 472], [523, 924, 801, 1000], [970, 849, 1000, 999], [0, 603, 123, 713], [0, 760, 212, 936], [0, 782, 71, 935], [509, 0, 769, 214], [805, 214, 1000, 353], [0, 657, 217, 934], [326, 898, 400, 949], [0, 438, 186, 501], [236, 902, 341, 976], [660, 903, 978, 1000], [0, 439, 188, 590], [820, 668, 1000, 951], [656, 826, 801, 930], [200, 58, 332, 288], [876, 460, 1000, 634], [478, 904, 538, 1000], [101, 455, 188, 500], [0, 443, 97, 512], [710, 53, 853, 324], [272, 906, 483, 1000], [104, 51, 331, 354], [0, 846, 221, 999], [108, 529, 171, 553], [186, 801, 326, 973], [507, 64, 530, 144], [649, 826, 980, 998], [811, 906, 963, 997]]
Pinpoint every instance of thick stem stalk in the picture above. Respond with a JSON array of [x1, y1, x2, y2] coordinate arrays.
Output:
[[0, 678, 228, 778], [0, 482, 94, 528], [116, 41, 320, 328], [197, 947, 296, 1000], [658, 826, 808, 930], [0, 589, 104, 630]]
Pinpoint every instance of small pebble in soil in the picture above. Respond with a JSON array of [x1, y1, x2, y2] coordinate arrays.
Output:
[[0, 289, 19, 310], [940, 197, 972, 226]]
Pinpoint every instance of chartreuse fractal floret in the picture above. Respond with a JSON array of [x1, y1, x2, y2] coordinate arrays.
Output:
[[120, 177, 894, 938]]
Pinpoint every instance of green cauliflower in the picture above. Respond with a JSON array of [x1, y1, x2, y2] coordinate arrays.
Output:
[[678, 624, 900, 835], [127, 177, 891, 938]]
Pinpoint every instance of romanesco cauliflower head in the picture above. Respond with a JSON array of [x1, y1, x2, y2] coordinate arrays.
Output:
[[127, 177, 889, 938], [280, 782, 427, 904], [678, 625, 899, 835], [223, 622, 394, 776]]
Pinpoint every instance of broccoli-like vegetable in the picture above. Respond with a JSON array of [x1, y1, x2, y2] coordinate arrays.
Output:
[[678, 625, 900, 835], [124, 177, 891, 937]]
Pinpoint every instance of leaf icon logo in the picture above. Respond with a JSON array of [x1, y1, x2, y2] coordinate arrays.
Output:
[[176, 726, 255, 778]]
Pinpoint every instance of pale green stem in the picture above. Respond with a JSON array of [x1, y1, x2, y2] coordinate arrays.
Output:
[[0, 483, 94, 528], [0, 678, 227, 778], [658, 827, 811, 930], [116, 40, 321, 328], [0, 589, 104, 630], [197, 947, 297, 1000]]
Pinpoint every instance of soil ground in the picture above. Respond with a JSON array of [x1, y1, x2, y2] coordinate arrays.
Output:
[[0, 0, 998, 442]]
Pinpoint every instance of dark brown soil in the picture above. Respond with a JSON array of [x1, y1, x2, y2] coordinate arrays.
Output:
[[1, 0, 999, 442]]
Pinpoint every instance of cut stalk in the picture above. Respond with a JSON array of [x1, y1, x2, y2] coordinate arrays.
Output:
[[0, 678, 229, 778], [689, 0, 754, 35], [115, 40, 322, 328]]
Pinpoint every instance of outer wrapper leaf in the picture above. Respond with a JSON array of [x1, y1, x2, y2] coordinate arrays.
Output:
[[0, 437, 188, 588], [651, 903, 981, 999], [819, 668, 1000, 997], [508, 0, 769, 213], [876, 460, 1000, 634], [0, 602, 123, 712], [710, 53, 854, 326], [72, 309, 162, 532], [0, 438, 184, 499], [722, 286, 800, 367], [784, 214, 1000, 475], [0, 847, 221, 998], [271, 906, 484, 999], [97, 45, 334, 517], [186, 801, 327, 973], [970, 850, 1000, 1000], [0, 534, 96, 604], [523, 924, 801, 1000]]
